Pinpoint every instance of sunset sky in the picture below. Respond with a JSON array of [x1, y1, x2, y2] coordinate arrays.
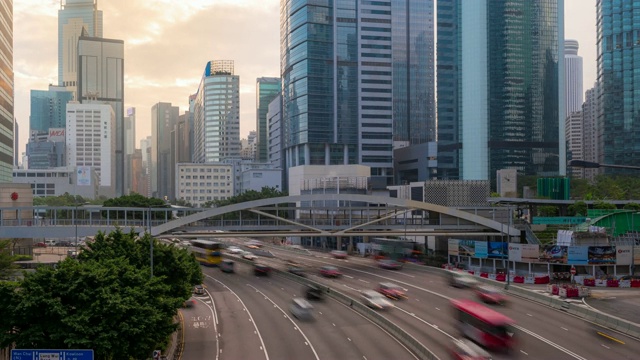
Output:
[[13, 0, 596, 156]]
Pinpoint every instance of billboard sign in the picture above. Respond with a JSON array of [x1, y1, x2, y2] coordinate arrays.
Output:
[[48, 128, 65, 142], [508, 244, 522, 262], [488, 242, 508, 259], [77, 166, 91, 186], [521, 244, 539, 262], [539, 245, 568, 263], [588, 246, 616, 264], [567, 246, 589, 265], [448, 239, 459, 256], [458, 240, 477, 257], [616, 245, 633, 265], [475, 241, 488, 259]]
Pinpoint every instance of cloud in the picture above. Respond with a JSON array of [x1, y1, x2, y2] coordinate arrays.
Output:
[[14, 0, 280, 152]]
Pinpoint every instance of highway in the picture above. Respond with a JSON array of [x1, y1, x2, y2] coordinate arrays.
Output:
[[257, 243, 640, 360], [193, 260, 416, 360]]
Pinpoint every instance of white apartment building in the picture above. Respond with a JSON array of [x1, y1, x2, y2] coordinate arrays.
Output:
[[175, 163, 234, 207], [66, 102, 116, 197]]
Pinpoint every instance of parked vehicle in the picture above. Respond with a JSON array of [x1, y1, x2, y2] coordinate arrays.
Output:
[[34, 242, 46, 247], [194, 284, 206, 295]]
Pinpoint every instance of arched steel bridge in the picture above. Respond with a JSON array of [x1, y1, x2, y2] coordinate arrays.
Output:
[[0, 194, 519, 240]]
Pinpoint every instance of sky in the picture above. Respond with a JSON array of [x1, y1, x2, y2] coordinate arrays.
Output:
[[13, 0, 596, 156]]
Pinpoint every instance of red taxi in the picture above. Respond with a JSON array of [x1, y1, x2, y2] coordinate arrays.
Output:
[[377, 282, 407, 300], [475, 285, 508, 305], [319, 265, 342, 278]]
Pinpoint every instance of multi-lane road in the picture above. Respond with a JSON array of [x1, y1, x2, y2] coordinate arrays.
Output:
[[181, 241, 640, 359]]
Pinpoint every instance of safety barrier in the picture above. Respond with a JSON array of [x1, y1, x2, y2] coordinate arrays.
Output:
[[421, 263, 640, 339], [223, 254, 439, 360]]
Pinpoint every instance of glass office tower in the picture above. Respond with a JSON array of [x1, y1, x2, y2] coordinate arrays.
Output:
[[58, 0, 102, 96], [597, 1, 640, 173], [280, 0, 435, 186], [0, 0, 12, 182], [29, 87, 74, 132], [256, 77, 280, 163], [456, 0, 564, 182]]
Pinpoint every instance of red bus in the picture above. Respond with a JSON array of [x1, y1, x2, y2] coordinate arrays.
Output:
[[451, 299, 516, 351]]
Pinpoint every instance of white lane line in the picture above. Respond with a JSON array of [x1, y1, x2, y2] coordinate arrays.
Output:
[[343, 275, 354, 279], [359, 279, 370, 284], [435, 307, 440, 311], [527, 313, 533, 317], [394, 306, 457, 341], [205, 275, 270, 360], [347, 337, 352, 342], [343, 284, 361, 292], [247, 284, 320, 360], [521, 350, 529, 356], [514, 325, 587, 360], [561, 327, 569, 331], [204, 289, 219, 325], [601, 344, 610, 349], [196, 292, 219, 360]]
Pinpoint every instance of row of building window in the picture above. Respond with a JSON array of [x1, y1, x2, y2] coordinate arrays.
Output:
[[182, 196, 226, 202], [180, 183, 231, 188], [180, 167, 230, 173], [180, 189, 228, 194]]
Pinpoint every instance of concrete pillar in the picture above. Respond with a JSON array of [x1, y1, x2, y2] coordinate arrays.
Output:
[[348, 237, 354, 253], [337, 237, 342, 251]]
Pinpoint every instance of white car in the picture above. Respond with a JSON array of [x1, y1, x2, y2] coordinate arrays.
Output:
[[242, 251, 257, 261], [227, 246, 243, 254], [448, 270, 478, 288], [361, 290, 393, 310], [179, 241, 191, 248]]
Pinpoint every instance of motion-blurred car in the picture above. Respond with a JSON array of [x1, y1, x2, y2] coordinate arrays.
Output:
[[290, 298, 314, 320], [377, 282, 407, 300], [361, 290, 394, 310], [220, 260, 235, 273], [475, 286, 508, 305], [242, 251, 257, 261], [448, 270, 478, 288], [194, 284, 205, 295], [254, 263, 271, 276], [183, 298, 196, 308], [179, 241, 191, 248], [451, 339, 493, 360], [305, 285, 324, 301], [378, 259, 403, 270], [331, 250, 348, 259], [227, 246, 243, 254], [288, 266, 307, 277], [319, 265, 342, 278], [246, 240, 264, 248]]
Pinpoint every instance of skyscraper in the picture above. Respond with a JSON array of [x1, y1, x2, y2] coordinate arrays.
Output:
[[124, 107, 136, 194], [280, 0, 435, 186], [0, 0, 12, 182], [256, 77, 280, 163], [151, 102, 179, 199], [193, 60, 240, 163], [582, 83, 600, 181], [58, 0, 102, 95], [446, 0, 564, 182], [77, 33, 124, 195], [29, 86, 74, 133], [565, 39, 583, 115], [597, 1, 640, 172]]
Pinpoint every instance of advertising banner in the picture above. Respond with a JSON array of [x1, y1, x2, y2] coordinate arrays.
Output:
[[77, 166, 91, 186], [588, 246, 616, 264], [521, 244, 539, 262], [448, 239, 460, 256], [539, 245, 568, 263], [48, 128, 65, 142], [635, 246, 640, 265], [508, 244, 522, 262], [458, 240, 476, 257], [475, 241, 488, 259], [616, 245, 633, 265], [567, 246, 589, 265], [488, 242, 508, 259]]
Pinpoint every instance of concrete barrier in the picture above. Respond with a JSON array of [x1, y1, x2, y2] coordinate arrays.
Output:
[[224, 254, 439, 359]]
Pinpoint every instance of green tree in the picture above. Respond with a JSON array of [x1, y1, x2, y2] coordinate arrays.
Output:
[[538, 205, 558, 217], [202, 186, 288, 220], [102, 193, 169, 220], [623, 203, 640, 211], [0, 239, 16, 279], [567, 201, 588, 217], [593, 200, 617, 210]]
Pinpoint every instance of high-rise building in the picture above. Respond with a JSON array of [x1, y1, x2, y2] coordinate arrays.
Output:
[[565, 39, 583, 115], [77, 33, 124, 195], [256, 77, 280, 163], [597, 1, 640, 173], [175, 111, 192, 164], [582, 83, 600, 181], [130, 149, 147, 197], [280, 1, 435, 186], [13, 119, 18, 168], [26, 130, 66, 169], [436, 0, 461, 180], [140, 136, 152, 197], [124, 107, 135, 194], [151, 102, 179, 199], [58, 0, 102, 95], [0, 0, 13, 182], [565, 111, 583, 178], [442, 0, 564, 183], [193, 60, 240, 163], [29, 86, 74, 133], [66, 102, 115, 198]]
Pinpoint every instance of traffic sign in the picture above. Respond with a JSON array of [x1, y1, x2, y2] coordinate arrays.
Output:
[[570, 266, 577, 275], [11, 349, 93, 360]]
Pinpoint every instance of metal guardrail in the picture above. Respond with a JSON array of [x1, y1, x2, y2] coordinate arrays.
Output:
[[223, 254, 439, 360]]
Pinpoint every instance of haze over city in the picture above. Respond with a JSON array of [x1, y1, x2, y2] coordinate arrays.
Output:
[[13, 0, 595, 153]]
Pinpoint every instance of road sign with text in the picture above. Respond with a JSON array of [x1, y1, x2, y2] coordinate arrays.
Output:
[[11, 350, 93, 360]]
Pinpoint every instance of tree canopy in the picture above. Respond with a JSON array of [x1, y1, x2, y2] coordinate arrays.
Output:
[[201, 186, 288, 219], [0, 229, 202, 359], [0, 239, 15, 279]]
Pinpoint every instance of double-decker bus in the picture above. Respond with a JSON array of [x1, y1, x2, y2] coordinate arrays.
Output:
[[451, 299, 516, 351], [191, 239, 222, 267]]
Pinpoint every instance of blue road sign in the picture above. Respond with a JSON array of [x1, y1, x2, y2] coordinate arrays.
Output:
[[11, 349, 94, 360]]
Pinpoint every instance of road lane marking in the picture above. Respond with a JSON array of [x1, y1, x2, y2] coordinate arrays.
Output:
[[359, 279, 370, 283], [195, 295, 219, 360], [601, 344, 610, 349], [247, 284, 320, 360], [205, 275, 270, 360], [521, 350, 529, 355], [514, 325, 588, 360], [596, 332, 625, 344], [343, 275, 354, 279], [394, 306, 457, 341], [348, 338, 352, 342], [435, 307, 440, 311], [204, 289, 219, 325], [527, 313, 533, 317], [561, 327, 568, 331]]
